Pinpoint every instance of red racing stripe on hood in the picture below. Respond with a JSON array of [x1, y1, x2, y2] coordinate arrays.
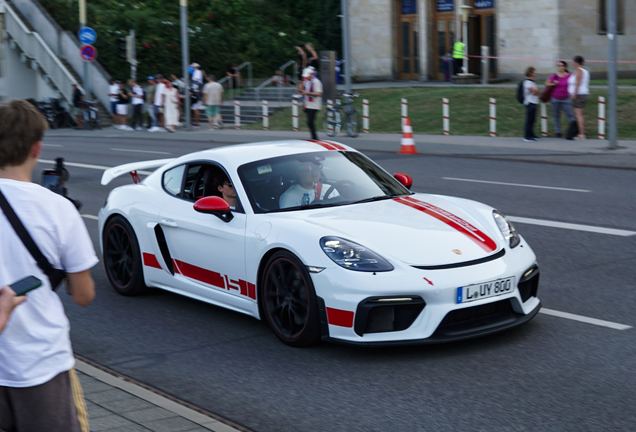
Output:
[[305, 139, 346, 151], [394, 196, 497, 253]]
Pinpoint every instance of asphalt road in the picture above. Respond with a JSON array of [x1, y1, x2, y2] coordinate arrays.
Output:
[[39, 132, 636, 432]]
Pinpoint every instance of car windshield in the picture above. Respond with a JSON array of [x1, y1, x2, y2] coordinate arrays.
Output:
[[238, 151, 412, 213]]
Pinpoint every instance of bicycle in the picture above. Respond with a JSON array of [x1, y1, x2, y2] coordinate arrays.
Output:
[[323, 93, 362, 138], [82, 99, 101, 130]]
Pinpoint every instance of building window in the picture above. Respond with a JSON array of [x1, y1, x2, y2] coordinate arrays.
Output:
[[598, 0, 624, 35]]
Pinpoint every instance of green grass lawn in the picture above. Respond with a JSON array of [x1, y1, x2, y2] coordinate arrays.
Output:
[[248, 87, 636, 139], [590, 78, 636, 86]]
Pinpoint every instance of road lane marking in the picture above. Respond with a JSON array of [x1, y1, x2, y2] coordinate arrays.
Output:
[[540, 308, 632, 330], [81, 214, 99, 220], [111, 148, 171, 155], [38, 159, 151, 175], [43, 143, 63, 147], [442, 177, 590, 193], [509, 216, 636, 237]]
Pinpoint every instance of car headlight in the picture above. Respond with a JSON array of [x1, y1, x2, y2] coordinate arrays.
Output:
[[493, 210, 520, 248], [320, 236, 393, 272]]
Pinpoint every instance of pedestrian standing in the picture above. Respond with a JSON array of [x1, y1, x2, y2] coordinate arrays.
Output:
[[0, 99, 98, 432], [108, 78, 119, 126], [153, 74, 166, 131], [129, 79, 145, 131], [569, 55, 590, 140], [71, 83, 84, 129], [164, 80, 180, 132], [545, 61, 575, 138], [305, 43, 319, 70], [226, 63, 241, 91], [202, 74, 224, 129], [145, 76, 158, 130], [116, 81, 132, 130], [301, 67, 322, 140], [522, 67, 540, 142], [452, 39, 465, 75]]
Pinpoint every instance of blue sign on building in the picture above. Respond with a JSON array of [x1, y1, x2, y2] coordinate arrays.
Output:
[[401, 0, 417, 14], [78, 27, 97, 45], [437, 0, 454, 13], [474, 0, 495, 9]]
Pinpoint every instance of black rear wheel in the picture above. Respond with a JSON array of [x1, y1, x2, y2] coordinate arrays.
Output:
[[103, 215, 149, 296], [261, 251, 321, 347]]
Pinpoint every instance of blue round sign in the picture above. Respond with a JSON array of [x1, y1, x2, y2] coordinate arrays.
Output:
[[78, 27, 97, 45]]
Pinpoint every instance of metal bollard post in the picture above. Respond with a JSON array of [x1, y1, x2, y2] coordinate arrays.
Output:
[[262, 100, 268, 130], [489, 98, 497, 137], [234, 101, 240, 130], [292, 100, 299, 131], [540, 103, 548, 137], [598, 96, 606, 139], [442, 98, 450, 135], [327, 100, 334, 134], [363, 99, 369, 133], [481, 46, 489, 85]]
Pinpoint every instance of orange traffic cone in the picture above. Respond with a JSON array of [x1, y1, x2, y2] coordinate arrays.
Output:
[[398, 117, 418, 154]]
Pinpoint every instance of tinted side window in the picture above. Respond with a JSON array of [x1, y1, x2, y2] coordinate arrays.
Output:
[[163, 164, 186, 196]]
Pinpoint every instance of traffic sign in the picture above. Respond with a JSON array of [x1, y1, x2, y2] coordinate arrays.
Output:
[[80, 44, 98, 62], [78, 27, 97, 45]]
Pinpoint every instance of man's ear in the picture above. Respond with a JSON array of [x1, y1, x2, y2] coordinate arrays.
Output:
[[31, 141, 42, 160], [218, 185, 223, 193]]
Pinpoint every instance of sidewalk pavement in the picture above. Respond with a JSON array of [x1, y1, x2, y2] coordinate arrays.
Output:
[[75, 358, 246, 432], [46, 126, 636, 170]]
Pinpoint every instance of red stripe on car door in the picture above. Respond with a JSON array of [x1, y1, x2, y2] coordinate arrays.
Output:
[[173, 259, 225, 289], [142, 253, 162, 269], [394, 196, 497, 253]]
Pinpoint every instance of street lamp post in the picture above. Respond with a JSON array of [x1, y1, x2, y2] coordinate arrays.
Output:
[[341, 0, 352, 95], [79, 0, 89, 97], [180, 0, 191, 131], [460, 5, 471, 75]]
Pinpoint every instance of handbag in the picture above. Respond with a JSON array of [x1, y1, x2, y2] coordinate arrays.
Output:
[[0, 189, 67, 290], [539, 85, 553, 103]]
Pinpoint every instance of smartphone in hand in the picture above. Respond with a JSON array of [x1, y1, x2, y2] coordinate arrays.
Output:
[[10, 276, 43, 296]]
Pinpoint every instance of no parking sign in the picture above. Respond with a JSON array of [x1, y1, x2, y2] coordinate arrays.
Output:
[[80, 44, 98, 62]]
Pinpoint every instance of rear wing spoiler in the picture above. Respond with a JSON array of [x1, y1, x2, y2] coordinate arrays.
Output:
[[101, 158, 175, 185]]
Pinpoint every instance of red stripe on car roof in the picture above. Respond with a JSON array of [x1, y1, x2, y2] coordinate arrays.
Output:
[[305, 139, 338, 150], [394, 196, 497, 253], [321, 140, 346, 150]]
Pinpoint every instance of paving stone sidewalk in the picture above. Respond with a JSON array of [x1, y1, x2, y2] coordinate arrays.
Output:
[[75, 360, 245, 432]]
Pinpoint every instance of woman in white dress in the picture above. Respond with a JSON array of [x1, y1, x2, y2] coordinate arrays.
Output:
[[164, 80, 180, 132]]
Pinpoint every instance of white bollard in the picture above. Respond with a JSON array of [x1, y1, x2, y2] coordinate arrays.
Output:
[[401, 98, 408, 126], [363, 99, 369, 133], [234, 101, 241, 130], [540, 102, 548, 137], [292, 99, 299, 131], [442, 98, 450, 135], [327, 99, 334, 134], [598, 96, 606, 139], [489, 98, 497, 137], [262, 100, 268, 130]]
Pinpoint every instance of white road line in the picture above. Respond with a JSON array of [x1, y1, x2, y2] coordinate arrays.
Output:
[[442, 177, 590, 193], [111, 148, 171, 155], [509, 216, 636, 237], [42, 143, 63, 147], [540, 308, 632, 330], [81, 214, 99, 220], [39, 158, 110, 170]]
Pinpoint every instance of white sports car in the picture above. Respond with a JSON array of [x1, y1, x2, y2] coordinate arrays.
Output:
[[98, 140, 541, 347]]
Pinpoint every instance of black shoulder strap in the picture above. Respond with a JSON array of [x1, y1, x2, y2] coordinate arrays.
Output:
[[0, 188, 57, 277]]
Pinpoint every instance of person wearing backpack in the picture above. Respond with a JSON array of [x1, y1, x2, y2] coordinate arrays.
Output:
[[521, 67, 540, 142]]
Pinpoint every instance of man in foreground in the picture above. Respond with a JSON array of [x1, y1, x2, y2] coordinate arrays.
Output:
[[300, 67, 322, 140], [0, 99, 98, 431]]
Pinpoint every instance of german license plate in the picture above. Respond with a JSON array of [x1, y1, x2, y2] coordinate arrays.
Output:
[[456, 276, 515, 304]]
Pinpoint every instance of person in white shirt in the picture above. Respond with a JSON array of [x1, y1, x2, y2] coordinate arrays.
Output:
[[300, 67, 322, 140], [0, 99, 98, 431], [129, 78, 145, 131], [108, 78, 119, 124], [279, 161, 337, 209], [153, 74, 167, 131], [569, 55, 590, 140], [0, 286, 24, 335], [522, 67, 540, 142], [202, 75, 224, 128]]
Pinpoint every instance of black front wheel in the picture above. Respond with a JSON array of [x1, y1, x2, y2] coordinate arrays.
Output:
[[261, 251, 321, 347], [103, 215, 149, 296]]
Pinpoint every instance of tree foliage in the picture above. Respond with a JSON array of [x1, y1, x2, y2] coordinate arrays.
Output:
[[40, 0, 342, 81]]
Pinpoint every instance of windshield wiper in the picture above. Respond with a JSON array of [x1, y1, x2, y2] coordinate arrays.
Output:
[[351, 195, 396, 205]]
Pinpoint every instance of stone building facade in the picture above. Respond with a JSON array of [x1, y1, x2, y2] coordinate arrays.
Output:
[[349, 0, 636, 81]]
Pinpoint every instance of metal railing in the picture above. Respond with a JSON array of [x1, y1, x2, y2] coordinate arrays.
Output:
[[254, 60, 297, 101], [2, 1, 81, 104], [236, 61, 252, 88]]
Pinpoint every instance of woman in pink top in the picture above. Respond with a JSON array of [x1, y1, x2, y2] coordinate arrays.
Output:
[[545, 61, 575, 138]]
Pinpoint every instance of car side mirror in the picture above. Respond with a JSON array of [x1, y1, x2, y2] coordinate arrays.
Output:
[[193, 196, 234, 222], [394, 173, 413, 190]]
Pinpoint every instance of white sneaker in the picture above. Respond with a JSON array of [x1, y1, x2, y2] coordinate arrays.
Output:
[[116, 125, 125, 130], [135, 127, 143, 131], [148, 126, 159, 132]]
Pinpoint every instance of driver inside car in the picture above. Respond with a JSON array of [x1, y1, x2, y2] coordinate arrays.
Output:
[[279, 161, 338, 209]]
